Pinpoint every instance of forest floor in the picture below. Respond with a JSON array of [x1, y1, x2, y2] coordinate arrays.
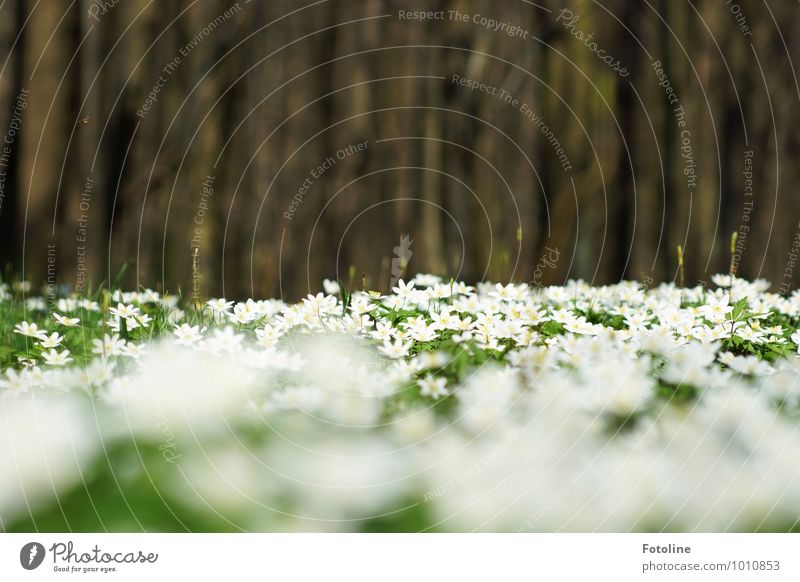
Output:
[[1, 274, 799, 532]]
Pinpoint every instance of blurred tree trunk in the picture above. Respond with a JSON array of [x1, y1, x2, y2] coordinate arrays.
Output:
[[18, 2, 77, 288], [0, 0, 24, 272]]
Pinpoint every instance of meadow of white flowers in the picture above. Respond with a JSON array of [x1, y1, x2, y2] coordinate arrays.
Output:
[[2, 274, 800, 531]]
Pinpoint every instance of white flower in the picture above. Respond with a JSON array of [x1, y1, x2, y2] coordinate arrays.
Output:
[[429, 309, 460, 331], [428, 283, 452, 299], [409, 326, 438, 342], [412, 351, 449, 371], [38, 332, 65, 349], [322, 279, 341, 295], [25, 297, 47, 311], [791, 330, 800, 349], [564, 316, 595, 335], [166, 309, 185, 324], [79, 359, 115, 386], [17, 356, 37, 368], [208, 327, 244, 353], [711, 274, 732, 287], [55, 298, 77, 312], [172, 324, 204, 346], [302, 292, 338, 314], [255, 325, 282, 348], [348, 293, 375, 317], [121, 342, 146, 360], [379, 338, 412, 359], [371, 321, 395, 342], [109, 303, 140, 319], [0, 368, 34, 393], [700, 295, 733, 320], [92, 333, 127, 357], [625, 311, 652, 328], [41, 348, 73, 366], [719, 352, 772, 376], [53, 313, 80, 327], [735, 326, 766, 344], [228, 300, 263, 324], [14, 321, 46, 339], [206, 298, 234, 313], [392, 279, 415, 298], [413, 274, 442, 287], [125, 313, 152, 330], [489, 283, 517, 302], [418, 375, 448, 399], [78, 299, 100, 311], [451, 281, 475, 295], [456, 367, 518, 431], [276, 307, 304, 329], [587, 367, 652, 415]]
